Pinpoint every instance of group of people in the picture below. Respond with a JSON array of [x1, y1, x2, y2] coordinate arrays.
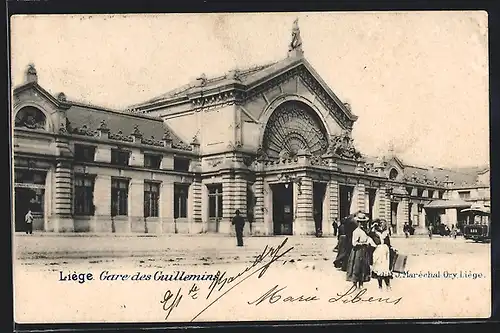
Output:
[[334, 212, 396, 290]]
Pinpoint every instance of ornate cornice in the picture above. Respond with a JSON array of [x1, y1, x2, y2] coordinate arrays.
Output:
[[184, 63, 355, 130]]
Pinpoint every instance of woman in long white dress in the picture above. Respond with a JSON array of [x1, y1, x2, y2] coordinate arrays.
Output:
[[369, 219, 393, 290]]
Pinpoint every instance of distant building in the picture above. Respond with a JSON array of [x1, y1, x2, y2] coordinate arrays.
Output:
[[12, 21, 490, 236]]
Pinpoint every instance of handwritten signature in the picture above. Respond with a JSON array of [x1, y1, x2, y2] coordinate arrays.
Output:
[[159, 237, 402, 321], [160, 237, 294, 321], [248, 284, 402, 306]]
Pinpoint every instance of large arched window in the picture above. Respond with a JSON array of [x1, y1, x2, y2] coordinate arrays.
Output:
[[14, 106, 47, 130], [262, 101, 329, 159], [389, 168, 399, 180]]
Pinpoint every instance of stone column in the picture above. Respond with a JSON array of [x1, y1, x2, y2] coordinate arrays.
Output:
[[234, 173, 249, 236], [295, 176, 314, 235], [263, 180, 273, 235], [190, 178, 203, 233], [161, 182, 174, 233], [220, 173, 233, 234], [377, 187, 388, 221], [52, 160, 74, 232], [128, 179, 143, 233], [352, 183, 366, 214], [328, 179, 339, 235], [93, 174, 111, 232], [43, 167, 53, 232], [397, 197, 409, 235], [253, 176, 265, 235]]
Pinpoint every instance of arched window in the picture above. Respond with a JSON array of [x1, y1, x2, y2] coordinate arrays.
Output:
[[389, 168, 399, 180], [14, 106, 47, 130]]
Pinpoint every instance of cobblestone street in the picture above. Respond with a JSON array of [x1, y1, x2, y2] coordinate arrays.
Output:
[[14, 233, 489, 267]]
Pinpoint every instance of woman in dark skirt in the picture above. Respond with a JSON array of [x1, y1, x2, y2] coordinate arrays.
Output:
[[334, 215, 357, 271], [333, 218, 347, 268], [346, 212, 376, 289]]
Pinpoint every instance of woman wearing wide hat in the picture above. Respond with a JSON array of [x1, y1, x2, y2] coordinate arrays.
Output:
[[345, 212, 376, 289]]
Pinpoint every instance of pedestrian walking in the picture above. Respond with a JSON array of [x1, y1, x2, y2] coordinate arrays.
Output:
[[346, 212, 376, 289], [333, 217, 346, 260], [369, 219, 393, 291], [25, 210, 34, 235], [403, 222, 410, 238], [332, 218, 338, 237], [428, 224, 433, 239], [232, 209, 245, 247]]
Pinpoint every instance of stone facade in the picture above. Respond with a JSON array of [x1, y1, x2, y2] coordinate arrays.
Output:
[[12, 22, 489, 236]]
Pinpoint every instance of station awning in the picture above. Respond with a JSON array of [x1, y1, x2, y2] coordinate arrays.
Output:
[[424, 199, 471, 209]]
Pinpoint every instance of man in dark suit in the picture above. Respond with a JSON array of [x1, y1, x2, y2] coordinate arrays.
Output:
[[232, 209, 245, 247]]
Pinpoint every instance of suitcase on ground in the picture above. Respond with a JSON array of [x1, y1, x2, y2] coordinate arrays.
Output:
[[392, 253, 408, 273]]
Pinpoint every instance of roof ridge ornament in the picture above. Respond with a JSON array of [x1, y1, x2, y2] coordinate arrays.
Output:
[[288, 18, 304, 58], [26, 64, 38, 83]]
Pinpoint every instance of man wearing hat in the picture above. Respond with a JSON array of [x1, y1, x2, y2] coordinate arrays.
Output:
[[232, 209, 245, 247]]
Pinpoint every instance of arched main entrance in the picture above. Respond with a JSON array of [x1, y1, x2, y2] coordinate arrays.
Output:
[[261, 101, 330, 235], [262, 101, 329, 159]]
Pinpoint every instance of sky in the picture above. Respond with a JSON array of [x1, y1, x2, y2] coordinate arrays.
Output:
[[10, 12, 489, 168]]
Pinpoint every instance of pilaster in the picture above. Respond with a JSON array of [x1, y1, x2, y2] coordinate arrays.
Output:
[[355, 183, 366, 213], [161, 182, 175, 233], [295, 176, 314, 235], [93, 174, 111, 232], [328, 179, 339, 234], [397, 197, 409, 235], [128, 179, 143, 233], [95, 146, 111, 163], [52, 160, 74, 232], [190, 178, 203, 233], [377, 186, 388, 221], [220, 173, 233, 234], [130, 149, 144, 167]]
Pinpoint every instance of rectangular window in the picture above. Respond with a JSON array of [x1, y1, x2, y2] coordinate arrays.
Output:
[[174, 184, 189, 218], [144, 182, 160, 217], [74, 175, 95, 216], [417, 189, 424, 197], [144, 154, 162, 169], [459, 191, 471, 200], [428, 190, 435, 198], [111, 178, 129, 216], [74, 144, 96, 162], [14, 170, 46, 185], [208, 184, 223, 218], [438, 191, 444, 199], [173, 157, 190, 172], [111, 149, 130, 166]]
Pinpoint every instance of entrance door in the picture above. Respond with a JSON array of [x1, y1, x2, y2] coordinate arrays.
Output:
[[207, 184, 223, 233], [313, 182, 327, 234], [272, 183, 293, 235], [15, 187, 44, 232], [339, 185, 353, 220], [390, 202, 398, 234]]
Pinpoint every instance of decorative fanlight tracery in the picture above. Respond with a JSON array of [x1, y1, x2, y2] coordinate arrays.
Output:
[[14, 106, 47, 130], [262, 102, 329, 159]]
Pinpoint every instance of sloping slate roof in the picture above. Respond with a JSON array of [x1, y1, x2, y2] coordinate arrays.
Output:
[[424, 199, 471, 209], [65, 103, 189, 148], [402, 165, 478, 187], [131, 57, 302, 108]]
